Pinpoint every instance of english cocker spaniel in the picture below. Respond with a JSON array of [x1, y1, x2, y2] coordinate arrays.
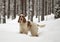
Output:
[[18, 14, 45, 37]]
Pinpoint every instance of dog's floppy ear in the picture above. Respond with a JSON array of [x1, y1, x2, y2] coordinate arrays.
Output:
[[23, 17, 26, 23], [27, 21, 31, 26]]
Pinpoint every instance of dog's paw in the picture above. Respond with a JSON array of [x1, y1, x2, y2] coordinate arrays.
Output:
[[31, 35, 39, 37], [20, 32, 23, 34], [24, 32, 28, 35], [35, 35, 39, 37]]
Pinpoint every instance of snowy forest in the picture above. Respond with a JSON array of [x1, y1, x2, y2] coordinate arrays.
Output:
[[0, 0, 60, 23], [0, 0, 60, 42]]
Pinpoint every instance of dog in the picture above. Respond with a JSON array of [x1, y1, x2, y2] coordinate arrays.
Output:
[[18, 14, 45, 37]]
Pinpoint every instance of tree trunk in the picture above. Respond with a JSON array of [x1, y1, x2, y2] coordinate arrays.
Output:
[[27, 0, 30, 20], [20, 0, 23, 14], [38, 0, 40, 22], [52, 0, 54, 13], [17, 4, 18, 14], [3, 0, 6, 23], [31, 0, 34, 21], [45, 0, 47, 15], [41, 0, 44, 21], [7, 0, 10, 19], [0, 15, 1, 23], [13, 0, 16, 19], [48, 0, 51, 15], [36, 0, 38, 18], [23, 0, 27, 16]]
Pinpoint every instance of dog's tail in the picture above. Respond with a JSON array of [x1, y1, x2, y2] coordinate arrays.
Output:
[[37, 24, 45, 28]]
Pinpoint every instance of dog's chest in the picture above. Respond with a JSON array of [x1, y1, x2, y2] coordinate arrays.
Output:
[[20, 23, 28, 29]]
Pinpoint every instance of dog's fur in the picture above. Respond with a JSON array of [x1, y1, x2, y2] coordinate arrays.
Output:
[[18, 14, 45, 36]]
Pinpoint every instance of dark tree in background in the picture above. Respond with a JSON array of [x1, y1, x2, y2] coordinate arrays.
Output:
[[41, 0, 44, 21], [3, 0, 6, 23], [7, 0, 10, 19], [0, 14, 1, 23], [20, 0, 23, 14], [17, 4, 18, 14], [20, 0, 27, 16], [52, 0, 54, 13], [38, 0, 40, 22], [0, 3, 2, 23], [28, 0, 30, 20], [13, 0, 16, 19], [23, 0, 27, 16], [0, 15, 1, 23], [31, 0, 34, 21], [36, 0, 38, 18], [54, 0, 60, 19], [45, 0, 47, 15], [48, 0, 51, 15]]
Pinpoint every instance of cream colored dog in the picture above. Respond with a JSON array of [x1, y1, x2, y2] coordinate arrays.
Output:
[[18, 14, 45, 37]]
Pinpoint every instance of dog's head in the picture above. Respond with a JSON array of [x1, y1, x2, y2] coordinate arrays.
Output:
[[18, 14, 26, 23]]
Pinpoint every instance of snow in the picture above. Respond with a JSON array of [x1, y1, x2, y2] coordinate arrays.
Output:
[[0, 14, 60, 42]]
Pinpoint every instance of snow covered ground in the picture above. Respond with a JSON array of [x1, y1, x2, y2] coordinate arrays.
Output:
[[0, 14, 60, 42]]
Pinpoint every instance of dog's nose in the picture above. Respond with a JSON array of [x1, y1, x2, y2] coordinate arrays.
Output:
[[20, 18, 22, 20]]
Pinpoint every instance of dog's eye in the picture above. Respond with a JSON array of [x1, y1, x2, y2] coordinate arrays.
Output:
[[20, 16, 21, 17], [22, 16, 24, 17]]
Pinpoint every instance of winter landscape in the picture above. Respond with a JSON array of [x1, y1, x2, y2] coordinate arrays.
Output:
[[0, 0, 60, 42], [0, 14, 60, 42]]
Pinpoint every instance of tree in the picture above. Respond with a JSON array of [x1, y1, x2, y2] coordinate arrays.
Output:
[[0, 13, 1, 23], [16, 4, 18, 14], [3, 0, 6, 23], [23, 0, 27, 16], [27, 0, 30, 20], [38, 0, 40, 22], [45, 0, 47, 15], [13, 0, 16, 19], [41, 0, 44, 21], [31, 0, 34, 21], [48, 0, 51, 15], [20, 0, 23, 14], [7, 0, 10, 19], [52, 0, 54, 13], [0, 3, 2, 23], [36, 0, 38, 18]]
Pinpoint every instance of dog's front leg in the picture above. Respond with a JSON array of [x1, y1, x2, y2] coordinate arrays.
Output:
[[23, 28, 28, 35], [20, 27, 24, 34]]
